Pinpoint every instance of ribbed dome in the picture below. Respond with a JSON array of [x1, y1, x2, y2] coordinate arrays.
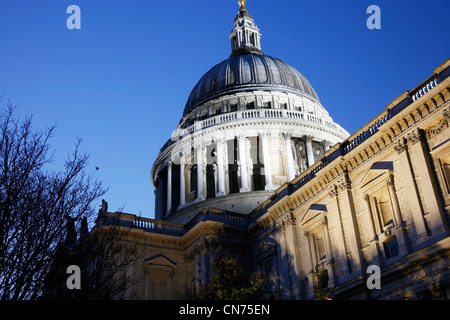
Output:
[[183, 53, 320, 117]]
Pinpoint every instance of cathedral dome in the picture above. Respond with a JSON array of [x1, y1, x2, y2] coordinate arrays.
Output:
[[184, 54, 320, 117], [151, 1, 350, 224]]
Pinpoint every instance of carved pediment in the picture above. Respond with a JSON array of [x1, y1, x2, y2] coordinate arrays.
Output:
[[143, 254, 177, 270], [300, 204, 327, 227], [360, 161, 393, 188]]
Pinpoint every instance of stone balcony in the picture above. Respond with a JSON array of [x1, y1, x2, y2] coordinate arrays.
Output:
[[159, 109, 348, 153]]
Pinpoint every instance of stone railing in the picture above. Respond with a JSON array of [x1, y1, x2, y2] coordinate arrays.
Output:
[[128, 210, 251, 236], [184, 208, 250, 231], [126, 208, 255, 236], [178, 109, 346, 139], [132, 216, 185, 236], [158, 109, 348, 154]]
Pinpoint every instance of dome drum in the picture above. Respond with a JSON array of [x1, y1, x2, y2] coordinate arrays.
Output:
[[152, 125, 345, 223]]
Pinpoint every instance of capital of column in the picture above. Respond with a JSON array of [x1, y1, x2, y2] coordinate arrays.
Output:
[[279, 132, 292, 141], [363, 193, 370, 202], [329, 185, 338, 198], [394, 138, 408, 154], [215, 136, 227, 146], [386, 174, 395, 187], [166, 159, 173, 169], [407, 130, 426, 146], [194, 143, 206, 152], [258, 131, 271, 140]]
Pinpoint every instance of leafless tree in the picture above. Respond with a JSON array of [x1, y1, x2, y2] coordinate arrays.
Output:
[[0, 103, 106, 299], [42, 210, 143, 300]]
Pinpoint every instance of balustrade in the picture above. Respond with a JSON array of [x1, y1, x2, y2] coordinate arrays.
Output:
[[132, 216, 185, 235], [179, 109, 343, 138]]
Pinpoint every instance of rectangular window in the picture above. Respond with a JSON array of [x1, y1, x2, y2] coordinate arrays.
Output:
[[262, 102, 271, 109]]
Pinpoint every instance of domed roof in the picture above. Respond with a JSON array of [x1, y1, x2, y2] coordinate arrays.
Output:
[[183, 53, 320, 117]]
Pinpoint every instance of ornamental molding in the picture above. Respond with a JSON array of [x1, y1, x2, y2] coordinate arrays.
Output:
[[275, 212, 296, 231], [425, 108, 450, 140]]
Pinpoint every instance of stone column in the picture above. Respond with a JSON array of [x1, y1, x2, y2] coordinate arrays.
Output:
[[303, 231, 316, 299], [336, 174, 363, 274], [216, 139, 226, 196], [196, 145, 205, 201], [362, 194, 382, 267], [284, 133, 296, 181], [303, 231, 315, 272], [238, 135, 249, 192], [166, 161, 172, 215], [410, 130, 449, 236], [369, 196, 383, 235], [363, 194, 378, 240], [386, 177, 410, 256], [304, 135, 315, 167], [155, 175, 163, 220], [327, 186, 350, 275], [260, 132, 274, 190], [321, 217, 336, 288], [322, 217, 333, 263], [386, 175, 403, 227], [284, 217, 302, 298], [394, 138, 429, 241], [179, 154, 185, 207]]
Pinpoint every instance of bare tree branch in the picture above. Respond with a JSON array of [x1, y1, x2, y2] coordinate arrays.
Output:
[[0, 104, 107, 300]]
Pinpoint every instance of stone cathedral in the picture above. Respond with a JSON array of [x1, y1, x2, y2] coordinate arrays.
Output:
[[97, 2, 450, 300]]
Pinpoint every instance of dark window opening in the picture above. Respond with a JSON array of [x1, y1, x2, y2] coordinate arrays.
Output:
[[384, 236, 399, 259]]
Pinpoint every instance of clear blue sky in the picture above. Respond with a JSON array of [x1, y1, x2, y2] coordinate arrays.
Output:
[[0, 0, 449, 219]]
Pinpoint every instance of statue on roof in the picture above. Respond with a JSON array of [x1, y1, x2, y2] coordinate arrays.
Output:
[[99, 199, 108, 215]]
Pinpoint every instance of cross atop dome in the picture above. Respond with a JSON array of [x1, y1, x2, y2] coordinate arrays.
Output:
[[229, 0, 264, 57], [238, 0, 247, 11]]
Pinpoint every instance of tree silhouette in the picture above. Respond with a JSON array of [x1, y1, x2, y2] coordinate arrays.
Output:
[[42, 213, 143, 300], [0, 103, 105, 300]]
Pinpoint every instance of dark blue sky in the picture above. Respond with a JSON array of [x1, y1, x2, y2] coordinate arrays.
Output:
[[1, 0, 449, 219]]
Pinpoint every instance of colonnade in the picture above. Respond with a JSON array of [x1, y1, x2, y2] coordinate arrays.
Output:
[[156, 134, 332, 219]]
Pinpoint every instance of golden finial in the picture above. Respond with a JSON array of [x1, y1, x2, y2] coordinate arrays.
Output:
[[238, 0, 246, 10]]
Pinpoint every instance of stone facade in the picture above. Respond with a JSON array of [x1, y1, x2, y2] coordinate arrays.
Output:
[[96, 2, 450, 300]]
